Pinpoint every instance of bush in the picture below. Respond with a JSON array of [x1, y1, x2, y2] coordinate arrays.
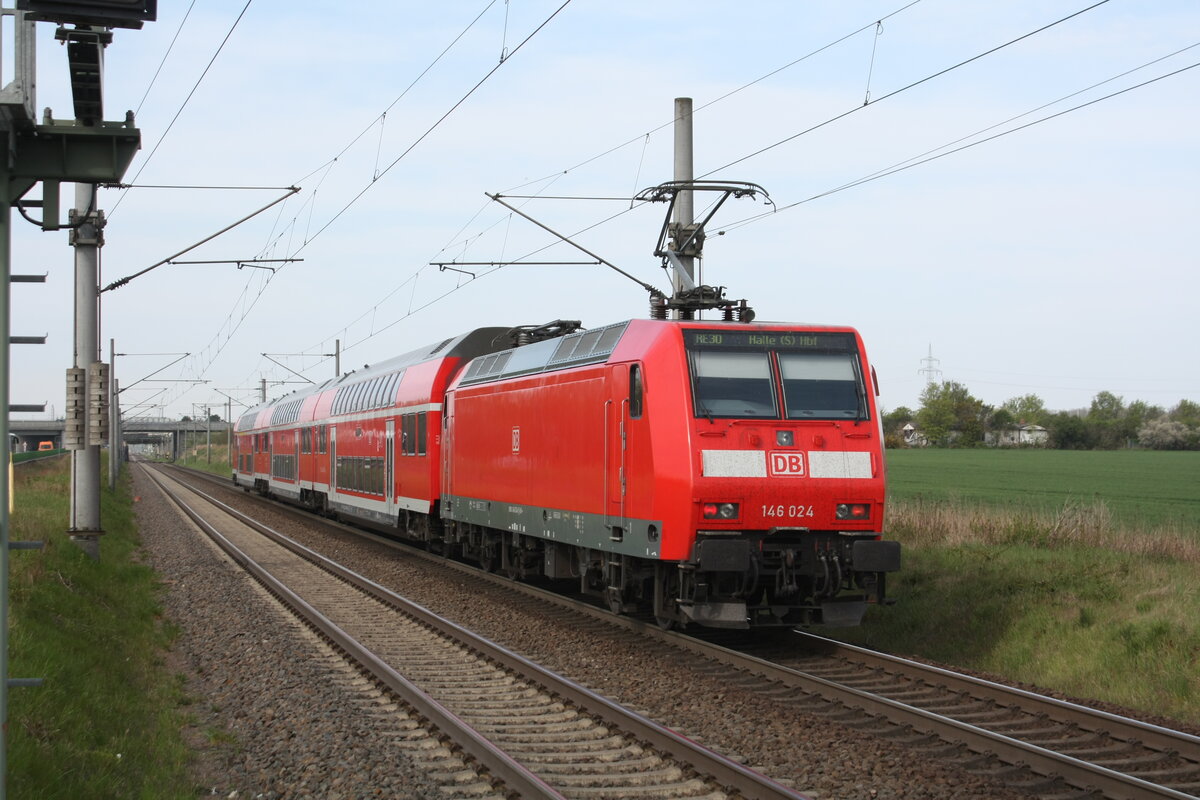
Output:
[[1138, 419, 1193, 450]]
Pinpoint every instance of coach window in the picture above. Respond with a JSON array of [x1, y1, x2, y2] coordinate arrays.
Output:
[[417, 412, 427, 456], [629, 364, 644, 419], [401, 413, 416, 456], [301, 427, 311, 454]]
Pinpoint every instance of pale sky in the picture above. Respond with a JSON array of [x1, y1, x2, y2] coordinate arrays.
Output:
[[9, 0, 1198, 422]]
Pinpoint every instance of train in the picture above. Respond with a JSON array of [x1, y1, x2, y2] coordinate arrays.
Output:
[[231, 315, 899, 629]]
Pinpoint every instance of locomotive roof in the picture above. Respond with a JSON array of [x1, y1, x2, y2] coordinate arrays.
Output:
[[458, 320, 631, 387], [454, 318, 865, 389]]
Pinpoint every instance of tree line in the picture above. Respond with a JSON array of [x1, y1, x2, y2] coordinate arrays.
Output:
[[883, 383, 1200, 450]]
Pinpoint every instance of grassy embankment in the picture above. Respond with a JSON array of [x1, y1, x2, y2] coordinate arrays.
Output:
[[174, 442, 231, 478], [7, 457, 196, 798], [832, 449, 1200, 724]]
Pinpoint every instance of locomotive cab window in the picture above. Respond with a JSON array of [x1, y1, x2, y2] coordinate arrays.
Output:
[[690, 351, 776, 418], [779, 353, 864, 419], [685, 329, 868, 421]]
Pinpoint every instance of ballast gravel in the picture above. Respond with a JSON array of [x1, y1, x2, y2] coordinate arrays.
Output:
[[133, 468, 493, 799], [138, 467, 1037, 799]]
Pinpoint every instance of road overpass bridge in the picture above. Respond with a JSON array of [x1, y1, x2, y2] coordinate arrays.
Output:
[[9, 418, 230, 459]]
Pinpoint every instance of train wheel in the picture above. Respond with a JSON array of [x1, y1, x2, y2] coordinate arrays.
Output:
[[478, 545, 496, 573], [653, 564, 683, 631], [504, 554, 521, 581], [605, 587, 624, 616]]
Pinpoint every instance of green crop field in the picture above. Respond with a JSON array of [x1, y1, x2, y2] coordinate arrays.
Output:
[[884, 448, 1200, 533]]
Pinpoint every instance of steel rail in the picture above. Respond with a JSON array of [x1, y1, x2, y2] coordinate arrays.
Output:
[[144, 467, 567, 800], [677, 638, 1199, 800], [150, 464, 810, 800], [791, 630, 1200, 757]]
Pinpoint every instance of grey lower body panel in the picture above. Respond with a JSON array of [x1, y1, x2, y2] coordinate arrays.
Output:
[[441, 494, 664, 561]]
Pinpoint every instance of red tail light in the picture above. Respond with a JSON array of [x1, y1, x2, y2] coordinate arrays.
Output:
[[836, 503, 870, 521], [702, 502, 739, 520]]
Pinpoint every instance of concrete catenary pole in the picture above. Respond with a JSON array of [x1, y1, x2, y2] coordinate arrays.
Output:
[[671, 97, 695, 311], [69, 183, 102, 558]]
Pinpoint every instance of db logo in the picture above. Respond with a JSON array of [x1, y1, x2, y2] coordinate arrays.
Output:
[[769, 452, 805, 476]]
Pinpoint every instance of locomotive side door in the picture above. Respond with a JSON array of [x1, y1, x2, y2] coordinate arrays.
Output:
[[605, 365, 630, 539]]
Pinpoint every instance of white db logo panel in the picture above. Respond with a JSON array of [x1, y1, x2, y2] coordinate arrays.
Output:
[[769, 452, 805, 476]]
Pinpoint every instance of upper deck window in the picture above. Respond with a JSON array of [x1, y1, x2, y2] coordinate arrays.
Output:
[[685, 329, 867, 421]]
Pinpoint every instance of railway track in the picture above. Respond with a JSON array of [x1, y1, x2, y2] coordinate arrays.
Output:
[[143, 462, 807, 800], [755, 633, 1200, 800], [167, 463, 1200, 800]]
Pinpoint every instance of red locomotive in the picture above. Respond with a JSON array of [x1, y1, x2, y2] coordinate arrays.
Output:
[[232, 316, 899, 629], [232, 181, 900, 629]]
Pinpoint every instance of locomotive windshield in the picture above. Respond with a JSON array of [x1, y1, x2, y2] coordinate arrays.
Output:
[[685, 330, 867, 421]]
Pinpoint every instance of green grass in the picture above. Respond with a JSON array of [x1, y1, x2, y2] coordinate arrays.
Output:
[[12, 450, 65, 464], [839, 542, 1200, 724], [822, 448, 1200, 725], [885, 448, 1200, 532], [174, 443, 232, 478], [7, 458, 198, 799]]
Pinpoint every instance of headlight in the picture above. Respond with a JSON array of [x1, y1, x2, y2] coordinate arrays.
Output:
[[702, 502, 740, 520], [836, 503, 870, 521]]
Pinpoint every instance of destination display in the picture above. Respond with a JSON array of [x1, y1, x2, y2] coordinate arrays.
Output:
[[685, 330, 854, 351]]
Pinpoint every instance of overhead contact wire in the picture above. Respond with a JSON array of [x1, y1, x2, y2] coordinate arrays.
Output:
[[700, 0, 1112, 178], [294, 0, 575, 254], [113, 0, 255, 214], [134, 0, 197, 117], [715, 57, 1200, 235], [501, 0, 924, 195]]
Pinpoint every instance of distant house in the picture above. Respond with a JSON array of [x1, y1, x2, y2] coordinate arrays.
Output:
[[901, 423, 927, 447], [987, 424, 1049, 447]]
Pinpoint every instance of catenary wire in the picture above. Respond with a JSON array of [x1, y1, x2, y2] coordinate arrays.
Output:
[[290, 0, 499, 187], [713, 57, 1200, 236], [111, 0, 255, 216], [699, 0, 1112, 179], [500, 0, 923, 195], [134, 0, 196, 117], [292, 0, 574, 254], [158, 3, 571, 406]]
